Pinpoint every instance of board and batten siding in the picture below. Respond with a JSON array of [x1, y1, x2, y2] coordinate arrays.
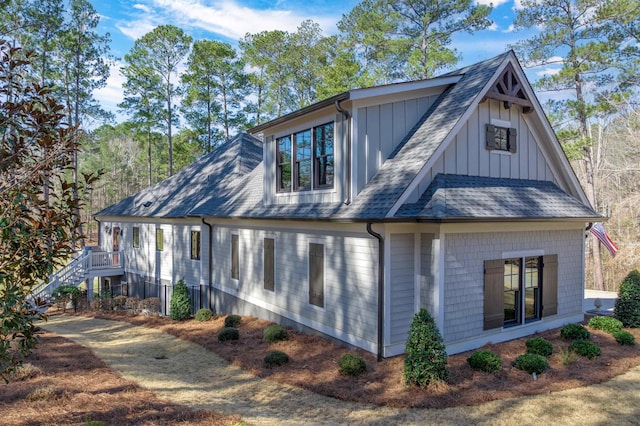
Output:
[[211, 225, 379, 351], [355, 95, 438, 195], [263, 113, 345, 206], [442, 229, 584, 345], [408, 99, 559, 203], [389, 233, 415, 346]]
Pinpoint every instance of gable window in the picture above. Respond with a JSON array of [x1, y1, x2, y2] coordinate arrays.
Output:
[[484, 255, 557, 330], [276, 122, 334, 192], [231, 234, 239, 280], [132, 226, 140, 248], [191, 230, 201, 260], [156, 229, 164, 251], [486, 124, 517, 153], [264, 237, 275, 291], [308, 243, 325, 308]]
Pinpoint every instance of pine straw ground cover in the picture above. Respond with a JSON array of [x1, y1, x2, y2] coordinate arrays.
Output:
[[0, 331, 242, 426], [85, 310, 640, 409]]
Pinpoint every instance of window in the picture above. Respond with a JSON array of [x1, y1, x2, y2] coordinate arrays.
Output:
[[486, 124, 517, 153], [276, 122, 334, 192], [231, 234, 239, 280], [191, 230, 201, 260], [264, 238, 275, 291], [156, 228, 164, 251], [484, 255, 557, 330], [132, 226, 140, 248], [314, 123, 334, 188], [308, 243, 324, 307]]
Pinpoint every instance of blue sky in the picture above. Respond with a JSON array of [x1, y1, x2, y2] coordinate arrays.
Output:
[[92, 0, 549, 118]]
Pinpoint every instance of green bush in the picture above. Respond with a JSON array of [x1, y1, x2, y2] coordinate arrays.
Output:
[[194, 308, 213, 322], [467, 350, 502, 373], [338, 354, 367, 377], [403, 308, 449, 386], [169, 279, 191, 321], [224, 314, 242, 328], [588, 316, 623, 334], [613, 330, 636, 346], [512, 353, 549, 374], [56, 285, 81, 311], [614, 270, 640, 328], [263, 324, 288, 342], [560, 323, 590, 340], [264, 350, 289, 368], [525, 337, 553, 357], [218, 327, 240, 342], [569, 339, 601, 359]]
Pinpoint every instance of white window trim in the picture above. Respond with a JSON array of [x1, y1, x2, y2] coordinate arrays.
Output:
[[489, 118, 515, 156]]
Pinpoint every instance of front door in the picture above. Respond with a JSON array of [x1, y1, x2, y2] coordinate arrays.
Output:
[[113, 227, 120, 265]]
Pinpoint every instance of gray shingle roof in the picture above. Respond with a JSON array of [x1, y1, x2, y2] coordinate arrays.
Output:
[[395, 174, 600, 220], [95, 133, 262, 218]]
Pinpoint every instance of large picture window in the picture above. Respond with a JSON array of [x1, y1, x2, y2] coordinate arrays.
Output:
[[276, 122, 334, 192], [484, 255, 557, 330]]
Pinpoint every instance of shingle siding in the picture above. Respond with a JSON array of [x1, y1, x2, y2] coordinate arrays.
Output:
[[420, 233, 436, 315], [442, 229, 584, 344], [389, 233, 415, 345]]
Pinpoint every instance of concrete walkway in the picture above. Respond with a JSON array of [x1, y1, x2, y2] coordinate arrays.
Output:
[[42, 315, 640, 425]]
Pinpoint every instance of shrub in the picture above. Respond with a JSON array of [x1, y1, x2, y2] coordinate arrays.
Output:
[[560, 323, 590, 340], [10, 363, 41, 381], [614, 270, 640, 328], [404, 308, 449, 386], [224, 314, 242, 328], [467, 350, 502, 373], [512, 353, 549, 374], [264, 350, 290, 368], [338, 354, 367, 377], [588, 316, 623, 334], [170, 279, 192, 321], [113, 295, 127, 310], [139, 297, 160, 312], [613, 330, 636, 346], [195, 308, 213, 322], [263, 324, 288, 342], [526, 337, 553, 357], [569, 339, 601, 359], [56, 285, 81, 311], [559, 347, 577, 366], [125, 297, 140, 311], [218, 327, 240, 342]]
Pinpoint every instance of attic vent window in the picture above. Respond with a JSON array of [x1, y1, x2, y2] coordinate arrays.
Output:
[[486, 124, 517, 153]]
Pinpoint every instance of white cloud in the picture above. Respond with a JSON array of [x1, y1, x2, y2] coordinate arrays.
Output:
[[132, 3, 151, 13], [475, 0, 509, 5], [487, 22, 498, 31], [503, 24, 515, 33], [94, 61, 126, 113], [116, 19, 156, 40], [525, 56, 564, 68], [131, 0, 338, 41], [536, 67, 561, 77]]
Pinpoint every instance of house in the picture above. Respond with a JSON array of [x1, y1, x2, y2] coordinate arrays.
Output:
[[93, 51, 600, 358]]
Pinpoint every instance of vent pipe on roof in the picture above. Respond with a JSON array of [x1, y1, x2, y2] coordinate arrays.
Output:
[[335, 100, 352, 205]]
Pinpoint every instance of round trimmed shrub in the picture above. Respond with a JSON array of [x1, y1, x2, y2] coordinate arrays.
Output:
[[404, 308, 449, 386], [560, 323, 590, 340], [218, 327, 240, 342], [613, 330, 636, 346], [512, 353, 549, 374], [264, 350, 289, 368], [194, 308, 213, 322], [224, 314, 242, 328], [338, 354, 367, 377], [263, 324, 288, 342], [588, 316, 623, 334], [169, 279, 192, 321], [569, 339, 601, 359], [614, 270, 640, 328], [467, 350, 502, 373], [526, 337, 553, 357]]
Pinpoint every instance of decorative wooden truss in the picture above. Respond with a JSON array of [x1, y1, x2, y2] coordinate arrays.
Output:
[[484, 64, 534, 113]]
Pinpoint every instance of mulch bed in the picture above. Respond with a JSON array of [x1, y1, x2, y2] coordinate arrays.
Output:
[[80, 309, 640, 409]]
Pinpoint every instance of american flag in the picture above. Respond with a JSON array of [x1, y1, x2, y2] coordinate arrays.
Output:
[[590, 222, 619, 257]]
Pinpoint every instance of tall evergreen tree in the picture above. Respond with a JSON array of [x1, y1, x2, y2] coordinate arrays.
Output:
[[124, 25, 192, 176]]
